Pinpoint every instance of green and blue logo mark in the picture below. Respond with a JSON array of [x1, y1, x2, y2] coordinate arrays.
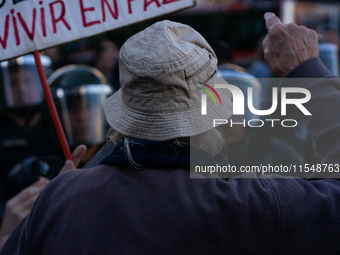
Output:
[[197, 82, 223, 115]]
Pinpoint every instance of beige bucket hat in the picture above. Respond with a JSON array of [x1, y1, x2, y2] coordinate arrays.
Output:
[[104, 20, 232, 141]]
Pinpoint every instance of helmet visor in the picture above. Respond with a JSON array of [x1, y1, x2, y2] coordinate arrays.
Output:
[[55, 85, 112, 146], [1, 63, 42, 108]]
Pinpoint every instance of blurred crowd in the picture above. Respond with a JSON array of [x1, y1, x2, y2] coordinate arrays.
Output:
[[0, 39, 118, 248]]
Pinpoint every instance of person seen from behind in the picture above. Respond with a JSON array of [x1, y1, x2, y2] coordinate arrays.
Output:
[[2, 14, 340, 255]]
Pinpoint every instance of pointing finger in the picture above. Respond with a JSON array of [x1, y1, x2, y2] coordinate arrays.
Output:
[[264, 12, 282, 32]]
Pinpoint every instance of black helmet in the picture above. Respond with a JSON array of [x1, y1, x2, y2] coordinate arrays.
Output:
[[48, 65, 113, 147], [0, 54, 51, 111]]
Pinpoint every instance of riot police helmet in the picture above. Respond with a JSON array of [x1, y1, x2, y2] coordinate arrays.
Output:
[[48, 65, 113, 147], [0, 54, 51, 111]]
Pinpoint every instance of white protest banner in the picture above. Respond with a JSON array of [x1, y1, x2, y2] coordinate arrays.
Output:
[[0, 0, 196, 61]]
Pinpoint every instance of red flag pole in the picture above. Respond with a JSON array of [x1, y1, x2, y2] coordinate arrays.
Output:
[[33, 51, 73, 162]]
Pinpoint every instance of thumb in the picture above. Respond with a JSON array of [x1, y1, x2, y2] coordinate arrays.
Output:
[[59, 144, 87, 175], [71, 144, 87, 168], [59, 160, 76, 175]]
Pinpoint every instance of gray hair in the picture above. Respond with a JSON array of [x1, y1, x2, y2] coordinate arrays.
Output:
[[107, 127, 225, 168]]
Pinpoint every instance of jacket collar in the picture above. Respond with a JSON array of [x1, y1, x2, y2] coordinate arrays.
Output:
[[100, 139, 228, 169]]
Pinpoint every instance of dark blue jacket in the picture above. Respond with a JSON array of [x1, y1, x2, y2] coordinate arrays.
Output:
[[2, 58, 340, 255]]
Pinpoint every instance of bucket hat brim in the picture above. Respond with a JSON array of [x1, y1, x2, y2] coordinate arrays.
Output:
[[104, 74, 232, 141]]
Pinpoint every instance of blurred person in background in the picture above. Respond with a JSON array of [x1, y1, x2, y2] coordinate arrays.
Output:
[[318, 34, 339, 77], [43, 47, 65, 72], [0, 55, 63, 189], [93, 39, 120, 92], [0, 55, 65, 249], [210, 40, 250, 75], [248, 36, 275, 111], [248, 35, 274, 80], [49, 65, 113, 167]]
